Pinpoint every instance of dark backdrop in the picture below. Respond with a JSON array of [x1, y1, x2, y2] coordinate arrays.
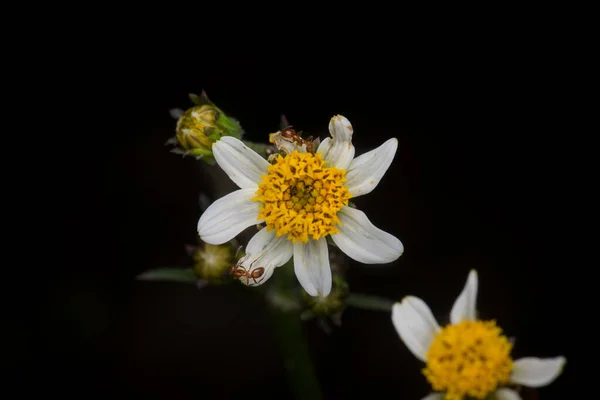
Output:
[[15, 38, 579, 399]]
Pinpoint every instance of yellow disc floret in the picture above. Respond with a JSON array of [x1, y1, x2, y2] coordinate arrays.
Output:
[[252, 151, 352, 243], [423, 320, 513, 400]]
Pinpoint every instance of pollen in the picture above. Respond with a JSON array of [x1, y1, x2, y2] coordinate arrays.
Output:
[[252, 151, 352, 243], [423, 320, 513, 400]]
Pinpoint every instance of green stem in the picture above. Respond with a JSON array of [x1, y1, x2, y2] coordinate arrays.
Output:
[[269, 262, 323, 400], [345, 293, 394, 312]]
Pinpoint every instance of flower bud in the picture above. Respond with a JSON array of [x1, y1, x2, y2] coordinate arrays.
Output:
[[192, 242, 235, 282], [171, 92, 243, 161], [176, 105, 218, 150], [301, 274, 349, 317]]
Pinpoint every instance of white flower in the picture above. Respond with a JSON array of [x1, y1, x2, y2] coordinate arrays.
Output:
[[391, 270, 566, 400], [198, 115, 404, 297]]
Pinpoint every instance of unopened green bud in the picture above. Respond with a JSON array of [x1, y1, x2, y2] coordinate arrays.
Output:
[[176, 105, 218, 150], [176, 104, 241, 157], [173, 93, 243, 162], [302, 275, 349, 317], [192, 242, 235, 282]]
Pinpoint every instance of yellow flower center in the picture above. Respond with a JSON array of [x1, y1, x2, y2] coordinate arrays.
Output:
[[252, 151, 352, 243], [423, 320, 513, 400]]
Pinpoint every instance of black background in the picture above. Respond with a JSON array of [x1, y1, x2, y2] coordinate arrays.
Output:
[[12, 25, 582, 399]]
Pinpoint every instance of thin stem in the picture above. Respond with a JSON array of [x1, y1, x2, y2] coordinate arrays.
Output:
[[269, 262, 322, 400], [345, 293, 394, 312]]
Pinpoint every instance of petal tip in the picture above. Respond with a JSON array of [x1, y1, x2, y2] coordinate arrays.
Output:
[[329, 115, 353, 136], [197, 222, 207, 238], [380, 137, 398, 152], [218, 135, 239, 144], [198, 234, 220, 245], [511, 356, 568, 387], [212, 136, 229, 150], [388, 239, 405, 262], [395, 241, 405, 258], [315, 278, 333, 298], [391, 303, 403, 322], [557, 356, 567, 371], [331, 114, 349, 123]]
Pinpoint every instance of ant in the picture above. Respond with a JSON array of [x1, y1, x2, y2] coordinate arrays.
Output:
[[229, 257, 266, 286], [280, 126, 315, 153]]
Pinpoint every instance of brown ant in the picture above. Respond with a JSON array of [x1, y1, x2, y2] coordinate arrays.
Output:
[[229, 257, 266, 286], [280, 126, 315, 153]]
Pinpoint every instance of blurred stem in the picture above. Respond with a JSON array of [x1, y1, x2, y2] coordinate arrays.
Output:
[[269, 261, 322, 400], [345, 293, 394, 312], [136, 267, 197, 283]]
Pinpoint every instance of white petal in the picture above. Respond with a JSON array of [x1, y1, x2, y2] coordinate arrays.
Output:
[[420, 394, 444, 400], [233, 228, 293, 286], [317, 115, 355, 170], [494, 388, 522, 400], [450, 269, 478, 324], [197, 189, 262, 244], [346, 138, 398, 197], [293, 238, 331, 297], [329, 115, 353, 142], [331, 207, 403, 264], [510, 357, 566, 387], [212, 136, 269, 189], [391, 297, 440, 362]]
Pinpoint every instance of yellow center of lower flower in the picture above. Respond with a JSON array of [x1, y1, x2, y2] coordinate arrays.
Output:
[[423, 320, 513, 400], [252, 151, 352, 243]]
